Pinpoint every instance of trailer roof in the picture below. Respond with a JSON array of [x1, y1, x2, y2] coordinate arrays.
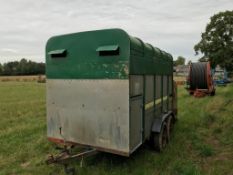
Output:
[[46, 28, 173, 79]]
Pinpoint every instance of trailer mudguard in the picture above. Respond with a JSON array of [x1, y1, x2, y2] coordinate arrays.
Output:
[[151, 111, 173, 133]]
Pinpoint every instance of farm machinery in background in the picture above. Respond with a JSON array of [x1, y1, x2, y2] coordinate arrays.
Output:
[[213, 65, 230, 86], [186, 62, 215, 97]]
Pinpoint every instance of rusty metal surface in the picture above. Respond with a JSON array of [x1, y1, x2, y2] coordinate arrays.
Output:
[[46, 148, 97, 165], [48, 137, 130, 157], [47, 79, 130, 154]]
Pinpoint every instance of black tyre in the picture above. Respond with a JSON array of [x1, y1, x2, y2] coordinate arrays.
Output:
[[166, 115, 174, 142], [152, 123, 168, 152]]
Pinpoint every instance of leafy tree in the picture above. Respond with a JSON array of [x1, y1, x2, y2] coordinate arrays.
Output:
[[18, 58, 28, 75], [1, 59, 45, 75], [3, 61, 19, 75], [187, 60, 192, 65], [174, 56, 186, 66], [194, 10, 233, 70], [198, 57, 209, 62], [0, 63, 2, 75]]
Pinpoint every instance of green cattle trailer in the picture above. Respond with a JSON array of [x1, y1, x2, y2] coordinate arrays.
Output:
[[46, 28, 177, 159]]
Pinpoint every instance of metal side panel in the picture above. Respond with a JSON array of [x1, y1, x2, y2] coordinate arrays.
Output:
[[129, 75, 143, 152], [129, 75, 143, 97], [144, 75, 154, 139], [46, 79, 130, 154], [145, 76, 154, 103], [163, 76, 168, 112], [129, 96, 143, 151]]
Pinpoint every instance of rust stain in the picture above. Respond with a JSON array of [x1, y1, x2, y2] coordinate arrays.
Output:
[[48, 137, 130, 157]]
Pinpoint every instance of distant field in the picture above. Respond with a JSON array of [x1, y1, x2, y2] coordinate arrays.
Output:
[[173, 76, 186, 82], [0, 75, 45, 82], [174, 76, 186, 86], [0, 75, 184, 84], [0, 82, 232, 175]]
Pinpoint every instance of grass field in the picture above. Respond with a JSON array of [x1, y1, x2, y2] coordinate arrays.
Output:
[[0, 82, 233, 175]]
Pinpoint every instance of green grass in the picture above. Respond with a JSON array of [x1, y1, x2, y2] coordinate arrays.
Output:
[[0, 82, 233, 175]]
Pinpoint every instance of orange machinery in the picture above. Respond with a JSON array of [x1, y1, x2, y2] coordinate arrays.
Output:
[[187, 62, 215, 97]]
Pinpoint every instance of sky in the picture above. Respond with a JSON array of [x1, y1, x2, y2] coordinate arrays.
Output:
[[0, 0, 232, 63]]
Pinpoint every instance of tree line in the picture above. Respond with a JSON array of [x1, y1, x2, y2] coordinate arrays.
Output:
[[174, 11, 233, 71], [173, 56, 186, 66], [194, 10, 233, 71], [0, 59, 45, 75]]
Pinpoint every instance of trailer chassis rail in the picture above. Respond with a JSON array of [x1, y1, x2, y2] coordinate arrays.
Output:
[[46, 146, 97, 174]]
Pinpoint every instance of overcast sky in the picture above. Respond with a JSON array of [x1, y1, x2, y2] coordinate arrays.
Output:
[[0, 0, 232, 63]]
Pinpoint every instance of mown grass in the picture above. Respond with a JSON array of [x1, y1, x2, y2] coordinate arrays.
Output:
[[0, 82, 232, 175]]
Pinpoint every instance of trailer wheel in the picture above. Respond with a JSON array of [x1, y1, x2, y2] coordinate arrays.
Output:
[[166, 115, 174, 142], [152, 123, 167, 152]]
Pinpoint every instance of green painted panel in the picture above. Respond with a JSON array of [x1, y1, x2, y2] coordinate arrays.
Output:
[[46, 29, 130, 79], [48, 49, 66, 55], [129, 37, 173, 75], [46, 28, 173, 79], [96, 45, 119, 51]]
